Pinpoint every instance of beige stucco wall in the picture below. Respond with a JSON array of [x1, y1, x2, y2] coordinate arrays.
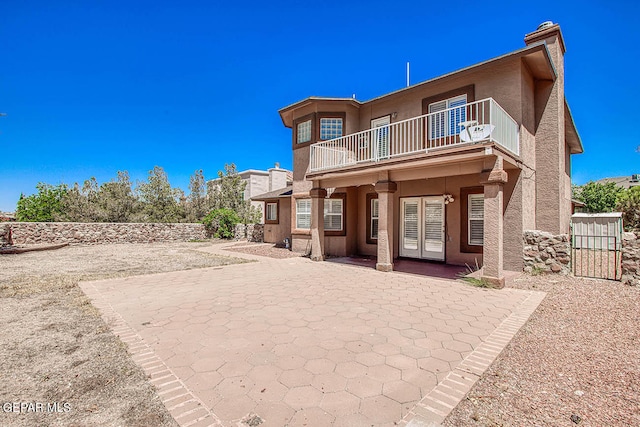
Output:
[[262, 198, 291, 245], [520, 64, 537, 232], [357, 185, 378, 257], [533, 31, 568, 235], [357, 57, 524, 133]]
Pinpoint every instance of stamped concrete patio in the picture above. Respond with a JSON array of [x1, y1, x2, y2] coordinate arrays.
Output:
[[81, 244, 544, 427]]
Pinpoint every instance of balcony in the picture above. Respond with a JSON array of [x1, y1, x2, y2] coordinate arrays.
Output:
[[309, 98, 519, 173]]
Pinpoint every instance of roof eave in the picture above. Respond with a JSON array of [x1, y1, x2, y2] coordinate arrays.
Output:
[[565, 100, 584, 154], [278, 97, 362, 128]]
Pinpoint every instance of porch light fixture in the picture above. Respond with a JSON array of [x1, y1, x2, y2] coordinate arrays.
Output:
[[443, 194, 454, 204]]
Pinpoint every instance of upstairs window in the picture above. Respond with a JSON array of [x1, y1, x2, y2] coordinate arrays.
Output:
[[319, 117, 343, 140], [297, 119, 312, 144], [428, 95, 467, 139]]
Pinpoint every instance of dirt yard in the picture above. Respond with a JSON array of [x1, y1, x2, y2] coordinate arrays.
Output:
[[0, 242, 245, 427], [444, 274, 640, 427]]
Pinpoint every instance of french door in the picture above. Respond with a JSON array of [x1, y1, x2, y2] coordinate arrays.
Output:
[[400, 197, 445, 261], [371, 116, 390, 160]]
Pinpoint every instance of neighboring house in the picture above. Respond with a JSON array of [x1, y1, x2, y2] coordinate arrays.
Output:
[[271, 22, 583, 286], [210, 164, 291, 223], [596, 175, 640, 189]]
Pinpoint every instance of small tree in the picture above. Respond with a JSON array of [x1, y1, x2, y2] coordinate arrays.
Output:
[[209, 164, 246, 212], [16, 183, 68, 222], [98, 171, 140, 222], [57, 178, 102, 222], [575, 181, 624, 213], [208, 163, 261, 226], [137, 166, 184, 223], [202, 208, 240, 239], [617, 186, 640, 231], [186, 169, 208, 222]]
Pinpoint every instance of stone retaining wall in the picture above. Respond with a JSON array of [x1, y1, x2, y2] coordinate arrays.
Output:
[[621, 232, 640, 286], [1, 222, 206, 245], [234, 224, 264, 242], [523, 230, 571, 274]]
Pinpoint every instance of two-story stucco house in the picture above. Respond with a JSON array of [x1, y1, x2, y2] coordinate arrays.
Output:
[[273, 22, 582, 286]]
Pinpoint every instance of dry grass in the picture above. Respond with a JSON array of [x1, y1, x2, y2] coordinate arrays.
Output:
[[0, 242, 245, 427]]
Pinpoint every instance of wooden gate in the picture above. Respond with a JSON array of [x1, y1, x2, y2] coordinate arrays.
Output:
[[571, 213, 623, 280]]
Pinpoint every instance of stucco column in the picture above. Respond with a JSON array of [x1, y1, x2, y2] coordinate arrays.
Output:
[[309, 187, 327, 261], [375, 180, 397, 272], [481, 157, 508, 287]]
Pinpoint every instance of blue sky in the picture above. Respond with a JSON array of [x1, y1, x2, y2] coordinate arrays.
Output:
[[1, 0, 638, 212]]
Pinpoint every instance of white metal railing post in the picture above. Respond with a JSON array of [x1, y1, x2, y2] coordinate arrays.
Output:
[[372, 128, 378, 162]]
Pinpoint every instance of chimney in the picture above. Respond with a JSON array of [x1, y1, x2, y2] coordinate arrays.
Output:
[[524, 21, 566, 68], [526, 22, 569, 235], [268, 163, 287, 191]]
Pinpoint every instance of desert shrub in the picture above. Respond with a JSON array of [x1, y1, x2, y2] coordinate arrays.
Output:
[[202, 208, 240, 239], [617, 186, 640, 231]]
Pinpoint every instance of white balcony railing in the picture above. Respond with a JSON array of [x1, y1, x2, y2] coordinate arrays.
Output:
[[309, 98, 519, 173]]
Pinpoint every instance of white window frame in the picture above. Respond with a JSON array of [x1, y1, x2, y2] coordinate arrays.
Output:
[[324, 198, 343, 231], [319, 117, 343, 141], [297, 119, 311, 144], [428, 94, 467, 139], [371, 198, 379, 239], [266, 202, 277, 221], [468, 193, 484, 246], [296, 199, 311, 229]]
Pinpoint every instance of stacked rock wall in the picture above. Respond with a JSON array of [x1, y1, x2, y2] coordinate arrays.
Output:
[[3, 222, 206, 245], [621, 232, 640, 286], [523, 230, 571, 274], [234, 224, 264, 242], [1, 223, 13, 246]]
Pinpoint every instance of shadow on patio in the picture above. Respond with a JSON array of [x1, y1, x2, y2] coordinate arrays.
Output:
[[327, 256, 469, 280]]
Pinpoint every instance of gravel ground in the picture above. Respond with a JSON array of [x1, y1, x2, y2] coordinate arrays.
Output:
[[444, 274, 640, 427], [224, 242, 304, 259], [0, 242, 244, 427]]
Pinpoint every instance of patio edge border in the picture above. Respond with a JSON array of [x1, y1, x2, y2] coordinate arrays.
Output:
[[80, 281, 224, 427], [399, 289, 546, 426]]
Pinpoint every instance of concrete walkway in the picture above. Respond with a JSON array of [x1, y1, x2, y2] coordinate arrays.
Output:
[[80, 243, 544, 427]]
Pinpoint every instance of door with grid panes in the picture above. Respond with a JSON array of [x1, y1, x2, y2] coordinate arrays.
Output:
[[371, 116, 390, 160], [399, 197, 445, 261]]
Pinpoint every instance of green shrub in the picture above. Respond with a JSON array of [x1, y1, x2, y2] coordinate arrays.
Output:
[[574, 181, 624, 213], [202, 208, 240, 239], [617, 186, 640, 231], [16, 183, 68, 222]]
